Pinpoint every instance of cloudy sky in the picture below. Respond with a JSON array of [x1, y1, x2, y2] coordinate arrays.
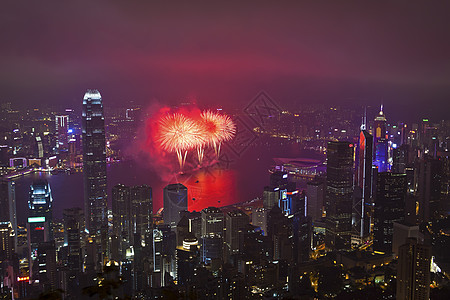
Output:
[[1, 1, 450, 120]]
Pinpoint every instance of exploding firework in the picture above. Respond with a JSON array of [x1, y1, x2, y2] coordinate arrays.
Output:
[[153, 108, 236, 170], [198, 110, 222, 162], [216, 113, 236, 155], [200, 110, 236, 157], [157, 113, 205, 169]]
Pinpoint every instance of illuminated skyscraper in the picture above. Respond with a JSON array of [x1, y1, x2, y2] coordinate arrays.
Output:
[[373, 172, 407, 253], [251, 207, 268, 235], [27, 216, 51, 282], [112, 184, 130, 260], [35, 136, 44, 158], [373, 105, 389, 172], [130, 185, 153, 241], [27, 181, 53, 285], [163, 183, 188, 228], [62, 207, 83, 298], [29, 179, 53, 238], [0, 222, 15, 261], [396, 238, 431, 300], [82, 90, 107, 236], [393, 144, 410, 173], [325, 141, 354, 249], [111, 183, 152, 261], [55, 115, 69, 150], [353, 114, 374, 239], [28, 179, 53, 280], [0, 180, 17, 249], [201, 207, 224, 237], [37, 241, 57, 291]]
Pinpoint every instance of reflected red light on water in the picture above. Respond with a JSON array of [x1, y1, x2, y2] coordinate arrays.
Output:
[[162, 168, 238, 212]]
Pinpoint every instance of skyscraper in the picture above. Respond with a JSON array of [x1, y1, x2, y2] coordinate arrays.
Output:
[[0, 180, 17, 249], [62, 207, 83, 299], [0, 222, 15, 261], [82, 90, 107, 236], [163, 183, 188, 228], [325, 141, 354, 249], [29, 179, 53, 239], [354, 118, 374, 239], [306, 179, 325, 222], [37, 241, 57, 292], [393, 144, 410, 173], [267, 206, 292, 261], [55, 115, 69, 150], [201, 207, 224, 237], [396, 238, 431, 300], [373, 105, 389, 172], [27, 216, 51, 282], [112, 184, 153, 260], [251, 207, 268, 235], [373, 172, 407, 253], [225, 210, 248, 255], [130, 185, 152, 241], [112, 184, 131, 260], [417, 157, 443, 222]]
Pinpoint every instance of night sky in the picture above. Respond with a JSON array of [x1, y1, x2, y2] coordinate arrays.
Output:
[[1, 1, 450, 120]]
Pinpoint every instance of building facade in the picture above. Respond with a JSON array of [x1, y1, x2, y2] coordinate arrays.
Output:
[[163, 183, 188, 228], [374, 172, 407, 253], [82, 90, 107, 236], [325, 141, 354, 249]]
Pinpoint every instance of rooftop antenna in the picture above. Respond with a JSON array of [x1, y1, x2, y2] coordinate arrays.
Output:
[[361, 106, 367, 131]]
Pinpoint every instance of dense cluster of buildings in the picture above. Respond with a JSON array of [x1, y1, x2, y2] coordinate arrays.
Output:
[[0, 92, 450, 299]]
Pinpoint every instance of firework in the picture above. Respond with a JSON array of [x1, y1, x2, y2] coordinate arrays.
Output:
[[154, 108, 236, 169], [200, 110, 236, 157], [157, 113, 205, 169], [218, 114, 236, 142], [198, 110, 222, 162]]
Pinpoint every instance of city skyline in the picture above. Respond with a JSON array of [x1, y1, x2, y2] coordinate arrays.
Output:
[[1, 82, 449, 299], [1, 2, 450, 299]]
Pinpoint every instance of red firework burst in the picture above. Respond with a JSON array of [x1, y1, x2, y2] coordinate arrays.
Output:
[[157, 113, 205, 168], [200, 110, 236, 157]]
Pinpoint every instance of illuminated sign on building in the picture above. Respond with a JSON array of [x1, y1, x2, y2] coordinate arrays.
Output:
[[28, 217, 45, 223]]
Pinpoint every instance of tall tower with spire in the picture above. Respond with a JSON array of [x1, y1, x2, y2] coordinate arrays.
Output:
[[353, 108, 374, 239], [82, 89, 107, 270], [373, 105, 389, 172]]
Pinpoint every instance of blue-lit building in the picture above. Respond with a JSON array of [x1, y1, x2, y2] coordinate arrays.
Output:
[[264, 171, 300, 216], [373, 106, 389, 172], [28, 179, 53, 283], [201, 234, 222, 264], [29, 179, 53, 237]]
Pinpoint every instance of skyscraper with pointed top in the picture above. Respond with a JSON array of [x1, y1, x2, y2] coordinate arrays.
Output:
[[82, 90, 107, 237], [353, 108, 374, 239], [373, 105, 389, 172]]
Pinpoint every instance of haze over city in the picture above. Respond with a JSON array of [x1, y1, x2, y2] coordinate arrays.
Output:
[[1, 1, 450, 300], [1, 1, 450, 120]]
